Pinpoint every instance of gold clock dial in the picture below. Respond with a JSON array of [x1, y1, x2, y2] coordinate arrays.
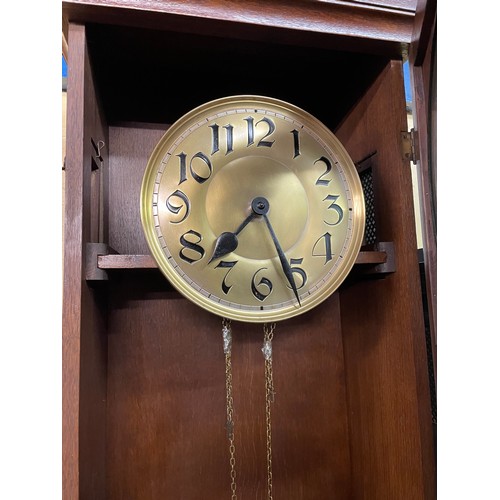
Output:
[[141, 95, 365, 322]]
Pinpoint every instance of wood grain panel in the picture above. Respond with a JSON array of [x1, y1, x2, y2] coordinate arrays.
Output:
[[63, 23, 109, 500], [63, 0, 414, 57], [95, 249, 390, 270], [108, 125, 167, 255], [410, 0, 437, 382], [336, 61, 435, 499], [345, 0, 417, 10], [63, 23, 86, 500], [106, 273, 350, 499]]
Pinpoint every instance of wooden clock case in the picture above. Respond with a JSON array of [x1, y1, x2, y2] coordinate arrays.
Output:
[[62, 1, 436, 499]]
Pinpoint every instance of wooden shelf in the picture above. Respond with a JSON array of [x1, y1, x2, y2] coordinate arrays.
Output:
[[86, 242, 395, 281], [98, 254, 158, 269]]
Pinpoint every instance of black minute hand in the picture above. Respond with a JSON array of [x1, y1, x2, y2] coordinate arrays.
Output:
[[262, 213, 301, 307]]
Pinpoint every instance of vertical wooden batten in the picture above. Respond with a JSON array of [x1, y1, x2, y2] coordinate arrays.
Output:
[[62, 24, 85, 499], [62, 23, 108, 500], [409, 0, 437, 382]]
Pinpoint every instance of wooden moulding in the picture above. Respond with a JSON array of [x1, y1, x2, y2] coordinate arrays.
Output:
[[62, 0, 415, 57], [85, 241, 395, 281]]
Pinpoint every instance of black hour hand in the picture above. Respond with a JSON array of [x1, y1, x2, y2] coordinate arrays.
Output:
[[208, 231, 239, 263], [208, 212, 256, 263]]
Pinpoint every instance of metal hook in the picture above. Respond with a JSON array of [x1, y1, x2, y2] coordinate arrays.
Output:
[[97, 140, 105, 162]]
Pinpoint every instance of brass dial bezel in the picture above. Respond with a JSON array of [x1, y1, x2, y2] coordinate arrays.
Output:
[[141, 95, 365, 322]]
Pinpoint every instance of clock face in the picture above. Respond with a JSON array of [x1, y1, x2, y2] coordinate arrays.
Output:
[[141, 96, 365, 322]]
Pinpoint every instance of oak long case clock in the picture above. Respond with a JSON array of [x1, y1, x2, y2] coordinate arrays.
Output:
[[62, 2, 436, 499]]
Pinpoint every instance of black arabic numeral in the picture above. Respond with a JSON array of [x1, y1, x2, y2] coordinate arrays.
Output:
[[245, 116, 275, 148], [215, 260, 237, 295], [190, 152, 213, 184], [245, 116, 254, 146], [291, 129, 301, 158], [224, 125, 234, 154], [289, 258, 307, 289], [210, 123, 234, 155], [176, 152, 188, 185], [251, 267, 273, 301], [323, 194, 344, 226], [166, 189, 190, 224], [179, 230, 205, 264], [256, 117, 275, 147], [177, 151, 213, 184], [209, 124, 219, 154], [315, 156, 332, 186], [312, 232, 333, 264]]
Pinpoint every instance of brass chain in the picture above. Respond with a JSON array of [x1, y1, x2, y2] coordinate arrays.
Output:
[[222, 319, 276, 500], [222, 318, 238, 500], [262, 322, 276, 500]]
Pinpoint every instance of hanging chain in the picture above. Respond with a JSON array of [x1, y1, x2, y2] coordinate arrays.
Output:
[[222, 319, 277, 500], [262, 322, 276, 500], [222, 318, 238, 500]]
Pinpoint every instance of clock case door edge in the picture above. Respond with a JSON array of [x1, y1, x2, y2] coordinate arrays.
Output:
[[336, 59, 436, 500]]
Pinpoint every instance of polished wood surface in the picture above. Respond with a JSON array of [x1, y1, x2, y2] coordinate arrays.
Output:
[[108, 125, 165, 255], [106, 274, 350, 499], [96, 250, 390, 270], [337, 61, 435, 499], [410, 0, 437, 382], [63, 23, 108, 500], [411, 0, 436, 66], [104, 121, 351, 497], [63, 24, 85, 500], [62, 0, 414, 58], [345, 0, 417, 8]]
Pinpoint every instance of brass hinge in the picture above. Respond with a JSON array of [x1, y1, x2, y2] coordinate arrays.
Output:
[[400, 128, 419, 163]]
